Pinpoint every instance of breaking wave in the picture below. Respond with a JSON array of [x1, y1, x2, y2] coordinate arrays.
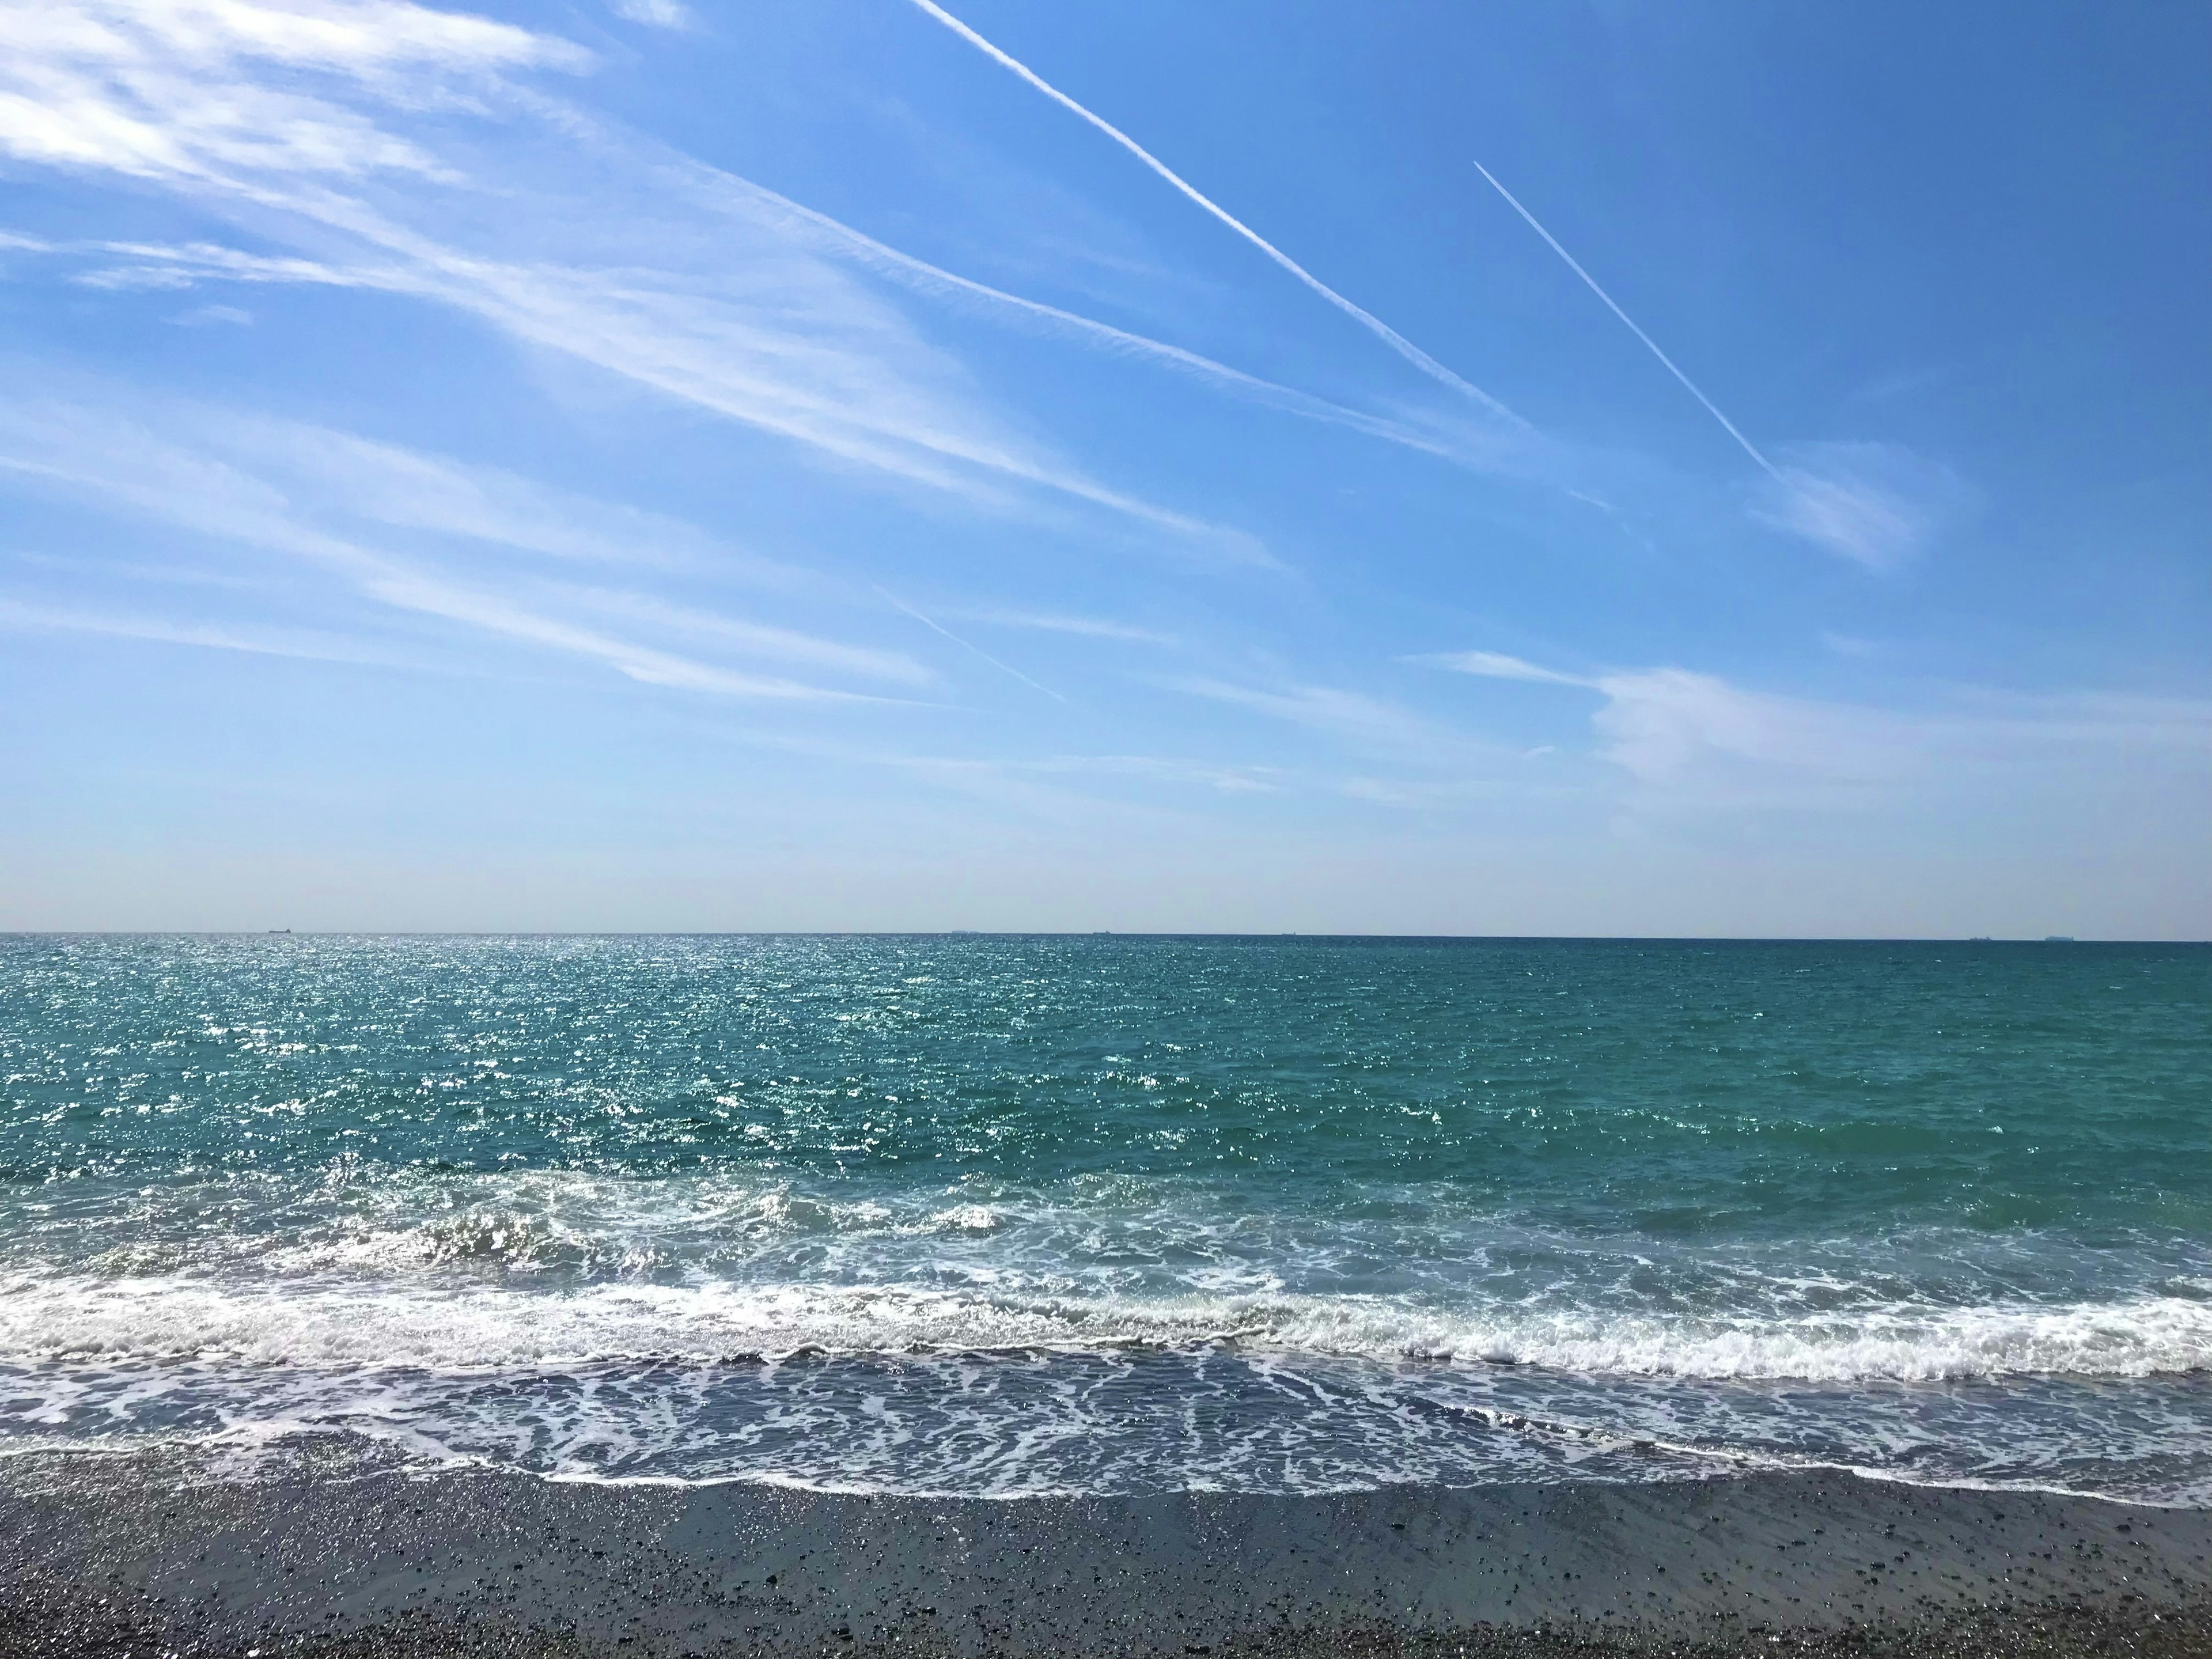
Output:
[[4, 1270, 2208, 1382]]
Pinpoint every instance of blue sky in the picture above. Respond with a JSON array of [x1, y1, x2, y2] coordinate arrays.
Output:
[[1, 0, 2205, 935]]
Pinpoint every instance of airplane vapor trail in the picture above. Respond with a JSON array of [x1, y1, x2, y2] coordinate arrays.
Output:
[[905, 0, 1521, 426], [736, 176, 1470, 460], [1469, 160, 1778, 479], [879, 589, 1066, 703]]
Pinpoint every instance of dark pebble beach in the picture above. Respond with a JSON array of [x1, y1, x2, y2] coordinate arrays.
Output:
[[3, 1447, 2207, 1658]]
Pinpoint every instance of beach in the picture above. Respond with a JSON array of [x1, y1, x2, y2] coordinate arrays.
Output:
[[7, 0, 2206, 1630], [4, 1446, 2209, 1657], [4, 936, 2208, 1654]]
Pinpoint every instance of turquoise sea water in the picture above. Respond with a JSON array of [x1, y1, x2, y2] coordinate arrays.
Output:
[[3, 934, 2209, 1498]]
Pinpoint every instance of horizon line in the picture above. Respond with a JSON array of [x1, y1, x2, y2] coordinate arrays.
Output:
[[0, 930, 2187, 945]]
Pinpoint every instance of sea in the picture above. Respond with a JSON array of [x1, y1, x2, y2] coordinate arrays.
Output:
[[3, 934, 2208, 1502]]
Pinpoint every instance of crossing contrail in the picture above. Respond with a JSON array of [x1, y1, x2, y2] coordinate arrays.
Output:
[[905, 0, 1520, 425], [1469, 160, 1778, 479]]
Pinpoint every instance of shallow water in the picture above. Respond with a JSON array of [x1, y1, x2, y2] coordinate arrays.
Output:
[[3, 933, 2207, 1498]]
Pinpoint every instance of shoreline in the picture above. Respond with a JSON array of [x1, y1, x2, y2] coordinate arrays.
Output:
[[5, 1449, 2209, 1656]]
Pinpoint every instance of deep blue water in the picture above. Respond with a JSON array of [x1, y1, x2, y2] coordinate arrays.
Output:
[[3, 934, 2208, 1498]]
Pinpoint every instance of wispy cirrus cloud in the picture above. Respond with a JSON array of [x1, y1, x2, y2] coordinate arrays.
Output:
[[608, 0, 688, 30], [5, 168, 1530, 490], [1410, 649, 1590, 687], [1588, 667, 1901, 786], [566, 589, 933, 687], [1016, 753, 1282, 793], [714, 182, 1515, 471], [0, 0, 1276, 565], [0, 387, 921, 702], [1167, 675, 1474, 762], [944, 608, 1181, 647], [0, 386, 758, 574], [0, 0, 586, 180], [1112, 673, 1584, 813], [169, 301, 254, 325], [3, 0, 1592, 542], [1750, 441, 1976, 571], [353, 565, 888, 701], [1423, 647, 2212, 806], [0, 594, 403, 666]]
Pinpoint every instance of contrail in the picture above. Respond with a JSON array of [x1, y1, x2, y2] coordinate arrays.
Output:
[[878, 588, 1066, 703], [738, 174, 1471, 461], [1469, 159, 1778, 479], [905, 0, 1520, 425]]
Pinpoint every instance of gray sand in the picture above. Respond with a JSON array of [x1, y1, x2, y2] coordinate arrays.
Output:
[[2, 1448, 2207, 1657]]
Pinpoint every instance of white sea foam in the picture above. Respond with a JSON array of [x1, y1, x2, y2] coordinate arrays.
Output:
[[2, 1270, 2208, 1381]]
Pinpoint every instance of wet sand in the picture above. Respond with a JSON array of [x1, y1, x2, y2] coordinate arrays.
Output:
[[2, 1448, 2207, 1657]]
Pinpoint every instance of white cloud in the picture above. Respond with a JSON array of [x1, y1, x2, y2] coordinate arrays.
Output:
[[0, 388, 912, 702], [609, 0, 690, 27], [1588, 667, 1902, 786], [1590, 668, 2212, 821], [1751, 441, 1974, 571], [0, 0, 1270, 563], [948, 608, 1180, 647], [570, 588, 934, 687], [207, 415, 752, 571], [1422, 651, 1900, 806], [0, 389, 743, 574], [168, 301, 253, 324], [0, 0, 586, 181], [0, 594, 394, 665], [0, 0, 1581, 546], [72, 262, 198, 290], [1414, 649, 1591, 687], [1168, 676, 1466, 760], [1415, 646, 2212, 810], [1018, 754, 1282, 793], [60, 238, 388, 289], [10, 217, 1291, 558], [355, 566, 880, 702], [4, 210, 1531, 503]]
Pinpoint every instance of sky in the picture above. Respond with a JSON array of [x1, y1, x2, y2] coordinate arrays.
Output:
[[0, 0, 2206, 936]]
